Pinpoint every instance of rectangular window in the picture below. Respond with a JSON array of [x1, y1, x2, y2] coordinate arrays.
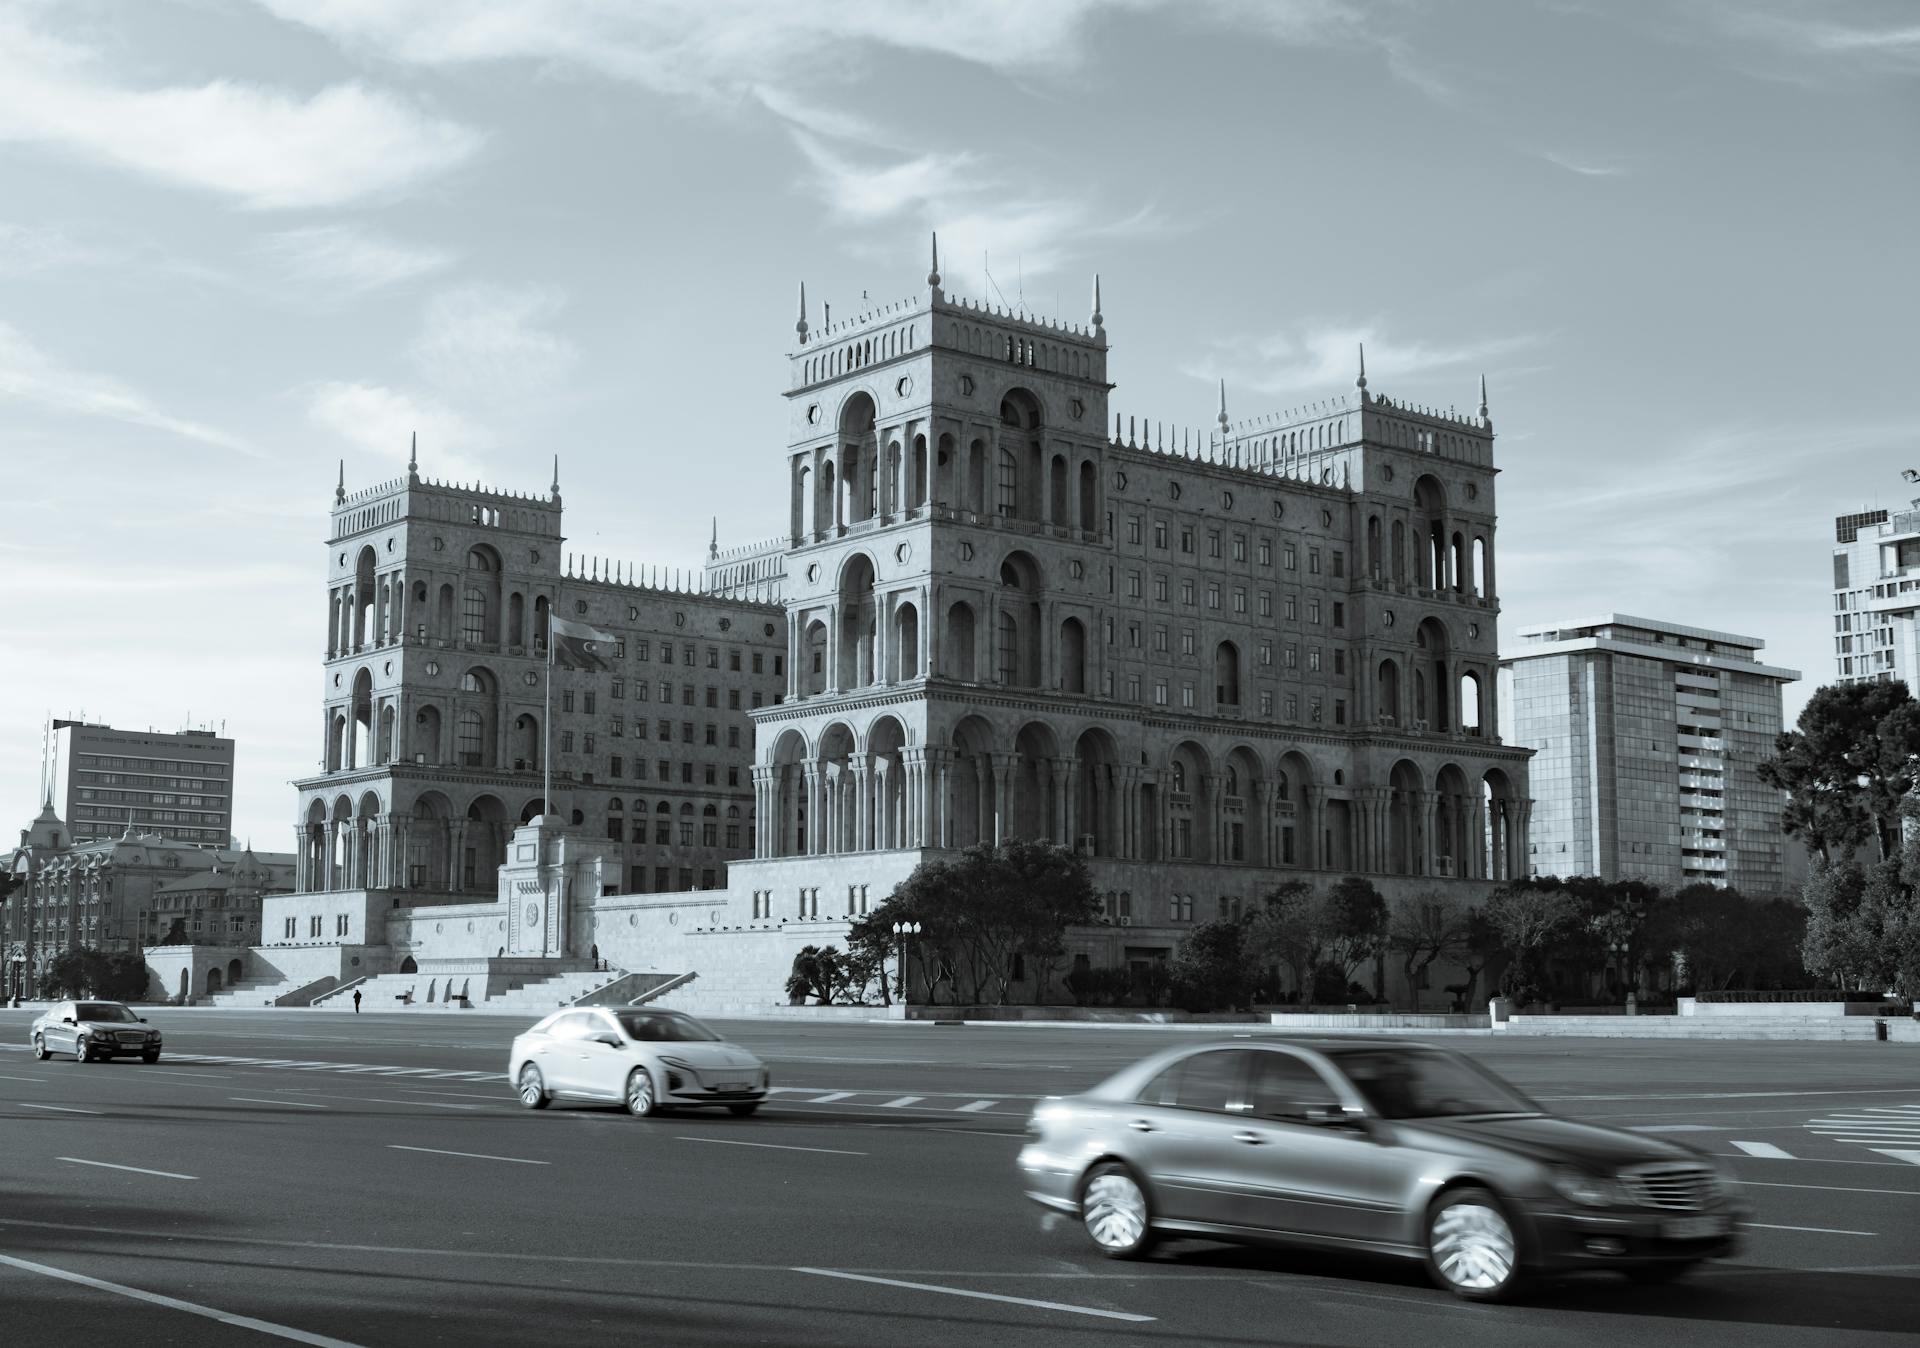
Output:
[[1308, 599, 1321, 625], [1285, 695, 1298, 720], [1333, 601, 1345, 628], [1128, 571, 1142, 598], [1153, 574, 1168, 602], [1258, 689, 1273, 716], [1207, 583, 1220, 610], [610, 756, 624, 778], [661, 644, 673, 664], [1331, 551, 1344, 579], [1127, 515, 1143, 544], [1308, 549, 1321, 575], [1284, 546, 1298, 570], [1258, 641, 1272, 666], [636, 640, 650, 660], [1232, 588, 1246, 614], [656, 758, 669, 781], [562, 691, 575, 713], [682, 685, 695, 706], [705, 724, 717, 746], [1207, 530, 1221, 559], [683, 644, 695, 665], [611, 678, 624, 699], [1309, 648, 1322, 672], [728, 726, 742, 748], [1126, 675, 1141, 701], [1128, 624, 1141, 647], [729, 650, 741, 671], [728, 689, 741, 710], [1180, 682, 1195, 708], [1180, 629, 1195, 656], [584, 692, 596, 714], [561, 731, 576, 753], [1284, 595, 1298, 621], [1154, 625, 1169, 652], [1153, 681, 1168, 705], [1180, 527, 1194, 554], [1334, 699, 1347, 725], [706, 687, 718, 708], [583, 733, 595, 753], [658, 719, 671, 741], [1258, 539, 1272, 566], [1286, 645, 1298, 669], [752, 653, 764, 673], [654, 866, 670, 890], [1153, 521, 1168, 549], [1333, 650, 1345, 675], [1180, 580, 1195, 605], [1258, 591, 1271, 617], [726, 824, 741, 848], [1232, 533, 1247, 562], [681, 721, 695, 742]]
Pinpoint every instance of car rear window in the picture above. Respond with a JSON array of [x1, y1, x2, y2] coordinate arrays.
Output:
[[1139, 1049, 1247, 1113]]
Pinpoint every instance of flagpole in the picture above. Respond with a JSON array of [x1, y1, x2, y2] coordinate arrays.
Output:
[[543, 625, 553, 818]]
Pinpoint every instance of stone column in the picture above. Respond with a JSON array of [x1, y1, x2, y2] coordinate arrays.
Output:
[[802, 766, 822, 856], [1301, 787, 1321, 871], [448, 819, 469, 892], [1514, 798, 1533, 878], [988, 752, 1016, 845], [292, 826, 309, 893], [1122, 767, 1141, 860], [1049, 757, 1072, 843], [853, 760, 874, 852], [1418, 790, 1438, 878]]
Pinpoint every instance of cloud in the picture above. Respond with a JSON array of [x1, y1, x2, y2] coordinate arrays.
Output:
[[0, 320, 253, 454], [409, 284, 577, 402], [0, 11, 481, 209], [0, 221, 119, 275], [305, 380, 491, 483], [259, 225, 455, 294], [1729, 13, 1920, 67], [1537, 149, 1626, 177], [1188, 325, 1540, 402]]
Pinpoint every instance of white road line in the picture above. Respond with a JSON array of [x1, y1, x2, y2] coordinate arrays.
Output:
[[1541, 1088, 1920, 1102], [677, 1137, 867, 1156], [142, 1070, 233, 1079], [1739, 1179, 1920, 1197], [388, 1145, 547, 1165], [59, 1158, 197, 1180], [1746, 1222, 1876, 1236], [362, 1099, 484, 1110], [793, 1267, 1154, 1323], [230, 1097, 329, 1109], [1731, 1141, 1795, 1159], [956, 1100, 997, 1113], [1631, 1124, 1719, 1133], [880, 1096, 924, 1108], [21, 1103, 100, 1115], [808, 1092, 854, 1103], [0, 1073, 45, 1083], [0, 1252, 363, 1347], [1871, 1149, 1920, 1166]]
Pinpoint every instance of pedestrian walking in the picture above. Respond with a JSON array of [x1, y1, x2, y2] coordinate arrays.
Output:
[[591, 943, 601, 972], [352, 988, 362, 1014]]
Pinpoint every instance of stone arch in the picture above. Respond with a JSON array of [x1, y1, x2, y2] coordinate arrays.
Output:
[[1223, 744, 1264, 864], [996, 551, 1043, 687], [352, 545, 376, 647], [948, 714, 997, 848], [1078, 459, 1098, 530], [511, 712, 540, 771], [836, 551, 879, 688], [303, 797, 328, 891], [943, 600, 977, 681], [1376, 657, 1402, 726], [1434, 763, 1472, 879], [350, 667, 374, 768], [867, 714, 909, 850], [206, 966, 223, 996], [1275, 748, 1316, 867], [1059, 616, 1087, 694], [463, 543, 503, 644], [1009, 721, 1060, 842], [1415, 618, 1451, 732], [1413, 474, 1448, 589], [1048, 452, 1069, 522], [409, 791, 454, 891], [465, 794, 509, 889], [1483, 767, 1520, 881], [892, 600, 921, 681], [1387, 759, 1425, 876], [817, 721, 858, 854], [1164, 740, 1213, 863], [399, 955, 419, 975], [1460, 669, 1484, 733], [838, 391, 879, 524], [227, 957, 243, 985], [1071, 726, 1120, 857], [803, 618, 828, 696]]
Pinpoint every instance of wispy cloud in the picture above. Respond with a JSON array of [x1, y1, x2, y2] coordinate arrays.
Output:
[[0, 221, 120, 275], [1728, 13, 1920, 68], [259, 225, 455, 294], [409, 284, 576, 403], [1537, 149, 1626, 177], [0, 10, 481, 209], [305, 380, 491, 484], [1188, 325, 1539, 403], [0, 320, 253, 453]]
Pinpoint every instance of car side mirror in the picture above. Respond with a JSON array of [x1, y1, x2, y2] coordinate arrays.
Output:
[[593, 1033, 623, 1048], [61, 1016, 74, 1025], [1304, 1104, 1367, 1129], [138, 1017, 148, 1024]]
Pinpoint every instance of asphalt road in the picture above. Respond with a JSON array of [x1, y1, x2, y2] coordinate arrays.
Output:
[[2, 1007, 1918, 1347]]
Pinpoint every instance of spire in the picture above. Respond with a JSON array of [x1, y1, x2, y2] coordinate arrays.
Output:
[[1217, 378, 1230, 432], [1356, 343, 1368, 392], [335, 459, 345, 503], [1090, 274, 1104, 341], [928, 231, 941, 290], [708, 516, 719, 560], [551, 454, 560, 496], [1478, 373, 1489, 421], [407, 431, 418, 477], [796, 281, 809, 342]]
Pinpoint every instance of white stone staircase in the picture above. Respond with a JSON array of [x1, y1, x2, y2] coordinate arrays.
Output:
[[207, 976, 288, 1008], [484, 968, 630, 1012]]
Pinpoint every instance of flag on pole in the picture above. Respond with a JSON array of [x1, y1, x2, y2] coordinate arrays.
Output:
[[549, 617, 619, 672]]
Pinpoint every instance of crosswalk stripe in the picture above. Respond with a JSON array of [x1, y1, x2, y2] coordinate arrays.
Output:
[[1870, 1149, 1920, 1166], [808, 1092, 853, 1103], [956, 1100, 997, 1113], [880, 1096, 923, 1108], [1732, 1141, 1795, 1159]]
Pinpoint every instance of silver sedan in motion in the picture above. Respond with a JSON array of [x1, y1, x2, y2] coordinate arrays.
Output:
[[510, 1007, 769, 1117], [1018, 1039, 1744, 1301]]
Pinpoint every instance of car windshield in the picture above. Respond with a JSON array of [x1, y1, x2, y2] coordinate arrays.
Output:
[[1328, 1047, 1538, 1120], [614, 1011, 721, 1043], [76, 1004, 138, 1023]]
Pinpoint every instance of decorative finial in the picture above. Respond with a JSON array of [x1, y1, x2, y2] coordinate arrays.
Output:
[[796, 281, 809, 342], [1356, 343, 1367, 391], [335, 459, 345, 503], [551, 454, 560, 495], [1217, 378, 1229, 432], [1478, 373, 1489, 420], [709, 516, 719, 559], [407, 431, 417, 475], [1090, 274, 1104, 339], [928, 232, 941, 290]]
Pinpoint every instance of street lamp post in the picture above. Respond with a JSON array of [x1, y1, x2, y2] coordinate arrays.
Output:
[[892, 920, 921, 1007]]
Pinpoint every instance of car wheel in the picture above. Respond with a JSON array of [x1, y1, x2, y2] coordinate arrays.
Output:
[[142, 1051, 161, 1064], [515, 1064, 550, 1110], [727, 1102, 761, 1117], [1426, 1187, 1525, 1302], [75, 1043, 95, 1063], [1628, 1261, 1698, 1286], [31, 1035, 48, 1061], [624, 1068, 657, 1117], [1079, 1162, 1156, 1260]]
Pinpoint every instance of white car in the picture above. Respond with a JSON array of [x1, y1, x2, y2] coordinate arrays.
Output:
[[509, 1006, 769, 1117]]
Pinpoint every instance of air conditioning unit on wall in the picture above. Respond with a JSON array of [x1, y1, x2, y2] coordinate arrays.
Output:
[[1117, 916, 1132, 927]]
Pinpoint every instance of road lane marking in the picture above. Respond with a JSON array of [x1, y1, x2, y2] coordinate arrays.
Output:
[[957, 1100, 997, 1113], [677, 1137, 866, 1156], [0, 1073, 45, 1082], [389, 1145, 547, 1165], [1631, 1124, 1719, 1133], [808, 1092, 854, 1103], [21, 1103, 100, 1115], [793, 1267, 1154, 1323], [59, 1158, 197, 1179], [143, 1070, 233, 1079], [363, 1098, 485, 1110], [0, 1252, 363, 1347], [1541, 1089, 1920, 1102], [1746, 1222, 1876, 1236], [230, 1097, 329, 1109], [1871, 1149, 1920, 1166], [1731, 1141, 1795, 1159], [880, 1096, 923, 1108], [1738, 1179, 1920, 1197]]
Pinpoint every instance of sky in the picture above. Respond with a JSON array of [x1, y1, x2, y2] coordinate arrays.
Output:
[[1, 0, 1915, 852]]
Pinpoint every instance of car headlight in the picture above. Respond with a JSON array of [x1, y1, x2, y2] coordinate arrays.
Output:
[[1548, 1166, 1628, 1207], [659, 1055, 692, 1070]]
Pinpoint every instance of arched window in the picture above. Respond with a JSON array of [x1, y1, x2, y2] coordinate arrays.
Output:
[[997, 447, 1017, 516], [1214, 641, 1240, 707], [457, 709, 484, 765], [1170, 761, 1187, 793], [996, 610, 1019, 684]]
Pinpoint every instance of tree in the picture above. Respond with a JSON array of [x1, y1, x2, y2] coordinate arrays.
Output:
[[1483, 878, 1582, 1004], [860, 841, 1099, 1006], [1248, 879, 1323, 1009], [1387, 891, 1471, 1011], [785, 945, 845, 1005], [1646, 884, 1807, 994], [1169, 918, 1256, 1012], [1760, 681, 1920, 864], [1450, 907, 1503, 1011], [1320, 876, 1389, 1000]]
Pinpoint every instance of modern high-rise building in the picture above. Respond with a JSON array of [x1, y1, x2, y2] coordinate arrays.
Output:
[[1832, 505, 1913, 687], [1501, 615, 1798, 895], [43, 721, 235, 847]]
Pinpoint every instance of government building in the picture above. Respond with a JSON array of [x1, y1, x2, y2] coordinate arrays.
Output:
[[240, 247, 1535, 1012]]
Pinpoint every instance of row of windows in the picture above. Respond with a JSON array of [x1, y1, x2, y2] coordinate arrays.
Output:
[[1120, 517, 1345, 578], [620, 641, 784, 675], [77, 754, 230, 777], [610, 818, 746, 848], [1115, 573, 1346, 624], [557, 723, 746, 753], [567, 683, 772, 712]]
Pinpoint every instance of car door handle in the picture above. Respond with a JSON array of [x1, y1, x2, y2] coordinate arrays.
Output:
[[1233, 1131, 1264, 1145], [1129, 1119, 1156, 1133]]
